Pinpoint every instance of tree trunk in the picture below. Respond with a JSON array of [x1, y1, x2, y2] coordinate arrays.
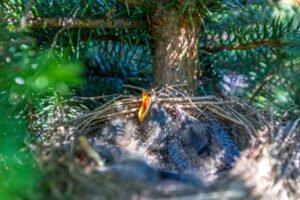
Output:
[[151, 8, 200, 93]]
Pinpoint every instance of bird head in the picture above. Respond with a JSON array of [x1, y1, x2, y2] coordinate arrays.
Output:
[[174, 104, 187, 122], [138, 89, 157, 122], [138, 90, 172, 128], [174, 104, 199, 125]]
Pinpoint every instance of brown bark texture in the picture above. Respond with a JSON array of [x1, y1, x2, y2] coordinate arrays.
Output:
[[151, 8, 199, 93]]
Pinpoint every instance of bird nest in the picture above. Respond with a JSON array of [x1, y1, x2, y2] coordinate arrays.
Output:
[[33, 87, 300, 200]]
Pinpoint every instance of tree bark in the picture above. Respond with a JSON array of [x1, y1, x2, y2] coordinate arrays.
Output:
[[151, 8, 199, 93]]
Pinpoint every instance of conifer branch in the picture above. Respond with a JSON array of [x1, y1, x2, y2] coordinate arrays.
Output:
[[250, 72, 274, 102], [204, 40, 284, 52], [26, 17, 144, 29]]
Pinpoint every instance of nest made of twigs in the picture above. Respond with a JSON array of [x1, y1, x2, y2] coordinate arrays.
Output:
[[74, 87, 267, 149], [33, 86, 300, 200]]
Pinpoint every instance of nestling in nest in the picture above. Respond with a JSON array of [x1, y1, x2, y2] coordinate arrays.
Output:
[[34, 86, 300, 199]]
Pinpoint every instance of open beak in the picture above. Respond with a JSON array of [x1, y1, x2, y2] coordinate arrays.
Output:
[[138, 90, 151, 122]]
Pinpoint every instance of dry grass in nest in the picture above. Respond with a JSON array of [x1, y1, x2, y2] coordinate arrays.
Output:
[[74, 86, 267, 149]]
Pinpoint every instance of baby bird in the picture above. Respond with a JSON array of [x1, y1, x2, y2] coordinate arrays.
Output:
[[174, 105, 240, 171], [167, 105, 210, 172], [138, 90, 176, 166], [138, 91, 209, 171], [174, 105, 209, 157], [207, 121, 240, 168], [138, 90, 240, 184], [90, 117, 144, 166]]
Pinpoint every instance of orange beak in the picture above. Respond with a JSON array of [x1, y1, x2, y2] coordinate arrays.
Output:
[[138, 90, 151, 122]]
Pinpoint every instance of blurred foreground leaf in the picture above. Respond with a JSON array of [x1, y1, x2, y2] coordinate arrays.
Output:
[[0, 21, 84, 199]]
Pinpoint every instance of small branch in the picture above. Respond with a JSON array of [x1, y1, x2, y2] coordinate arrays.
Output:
[[203, 40, 284, 53], [26, 17, 143, 29], [250, 72, 274, 102], [20, 0, 33, 29], [78, 34, 150, 45]]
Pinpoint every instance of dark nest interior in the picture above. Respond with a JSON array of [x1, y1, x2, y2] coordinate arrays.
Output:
[[31, 87, 300, 200]]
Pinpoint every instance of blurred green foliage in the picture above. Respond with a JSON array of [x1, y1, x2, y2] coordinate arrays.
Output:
[[0, 21, 83, 199], [0, 38, 83, 98], [200, 4, 300, 119], [0, 95, 42, 200]]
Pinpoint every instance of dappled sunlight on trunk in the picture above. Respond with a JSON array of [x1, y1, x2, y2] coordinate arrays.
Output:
[[152, 9, 199, 92]]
